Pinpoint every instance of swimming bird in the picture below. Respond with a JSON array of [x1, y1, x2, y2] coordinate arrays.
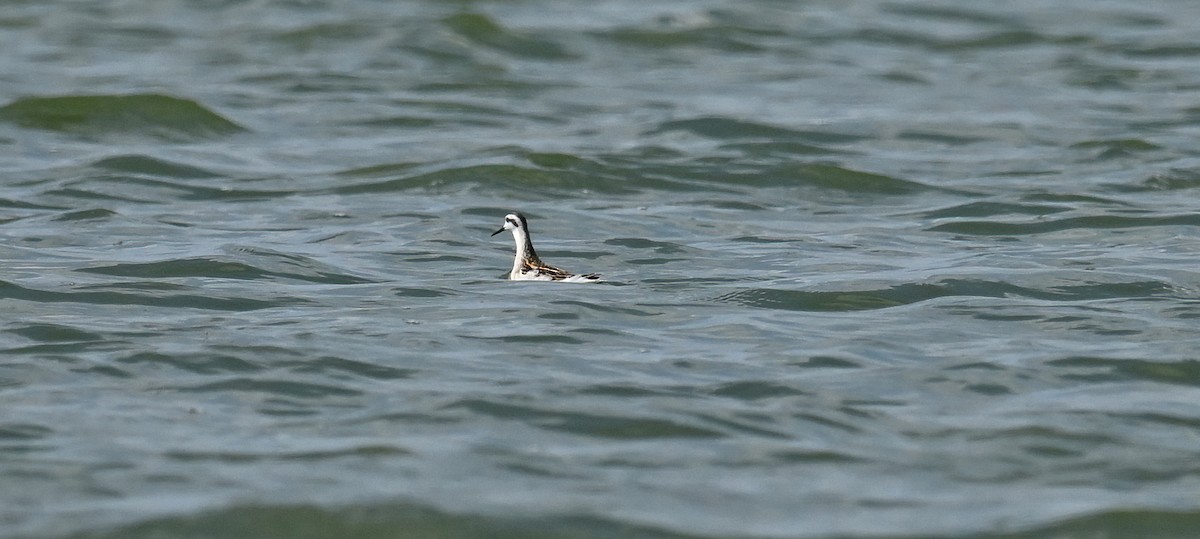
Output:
[[491, 212, 601, 282]]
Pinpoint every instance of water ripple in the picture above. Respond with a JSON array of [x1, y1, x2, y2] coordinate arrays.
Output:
[[78, 251, 374, 285], [0, 94, 244, 141], [713, 276, 1180, 312], [928, 214, 1200, 235], [443, 13, 575, 60], [446, 399, 725, 439], [167, 378, 363, 398], [0, 280, 300, 311]]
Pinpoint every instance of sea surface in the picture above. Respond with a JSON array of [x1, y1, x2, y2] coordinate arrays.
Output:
[[3, 1, 1200, 537]]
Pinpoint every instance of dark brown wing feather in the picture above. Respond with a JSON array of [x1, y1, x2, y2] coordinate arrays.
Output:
[[522, 260, 574, 280]]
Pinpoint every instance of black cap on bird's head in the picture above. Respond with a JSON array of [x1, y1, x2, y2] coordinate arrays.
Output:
[[491, 212, 527, 236]]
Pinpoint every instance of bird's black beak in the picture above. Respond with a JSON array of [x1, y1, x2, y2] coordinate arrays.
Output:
[[490, 226, 505, 237]]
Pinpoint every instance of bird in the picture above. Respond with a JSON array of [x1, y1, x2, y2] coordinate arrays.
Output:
[[491, 212, 601, 282]]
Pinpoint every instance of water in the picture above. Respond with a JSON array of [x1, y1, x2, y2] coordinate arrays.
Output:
[[3, 1, 1200, 537]]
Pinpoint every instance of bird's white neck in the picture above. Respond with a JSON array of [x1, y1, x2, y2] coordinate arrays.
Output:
[[510, 227, 538, 273]]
